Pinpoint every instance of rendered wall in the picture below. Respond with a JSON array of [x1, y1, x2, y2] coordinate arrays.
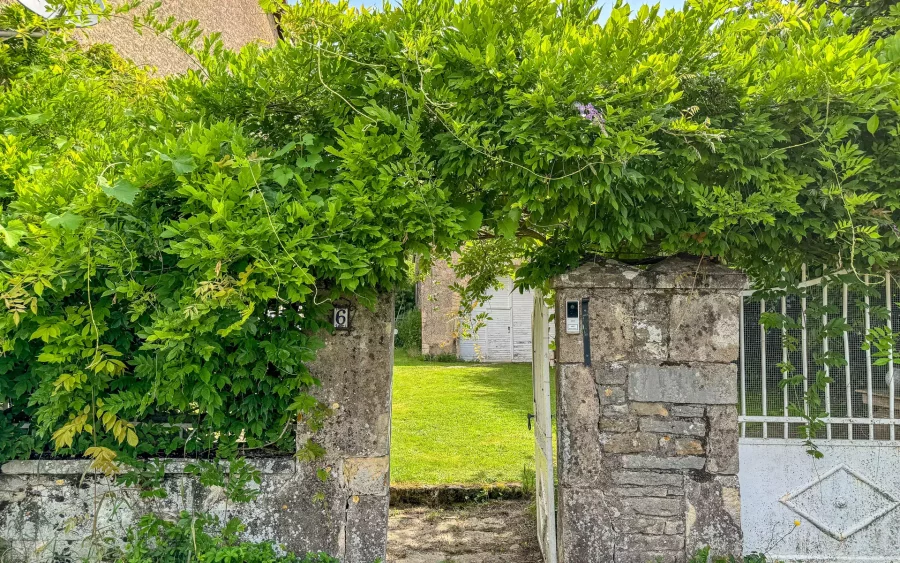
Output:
[[553, 257, 746, 563], [0, 295, 393, 563]]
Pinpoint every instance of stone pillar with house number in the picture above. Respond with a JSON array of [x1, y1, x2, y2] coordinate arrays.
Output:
[[0, 295, 394, 563]]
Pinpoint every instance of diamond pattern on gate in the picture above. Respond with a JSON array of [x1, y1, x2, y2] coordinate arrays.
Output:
[[780, 464, 900, 541]]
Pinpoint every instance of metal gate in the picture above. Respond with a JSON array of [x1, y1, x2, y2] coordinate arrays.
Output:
[[739, 273, 900, 562], [532, 289, 558, 563]]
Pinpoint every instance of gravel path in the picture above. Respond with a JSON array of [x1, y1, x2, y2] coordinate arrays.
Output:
[[387, 499, 543, 563]]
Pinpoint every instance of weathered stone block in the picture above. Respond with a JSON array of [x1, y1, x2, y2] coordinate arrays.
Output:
[[558, 487, 617, 563], [616, 550, 682, 563], [685, 475, 742, 558], [602, 432, 658, 454], [643, 256, 747, 291], [629, 363, 738, 405], [665, 519, 686, 535], [612, 471, 684, 487], [345, 494, 388, 563], [669, 292, 741, 363], [706, 406, 740, 475], [557, 364, 602, 487], [553, 260, 642, 289], [589, 289, 634, 362], [594, 362, 628, 385], [640, 417, 706, 437], [617, 516, 668, 534], [622, 455, 706, 471], [634, 290, 670, 360], [674, 438, 704, 456], [598, 385, 627, 405], [623, 496, 683, 517], [619, 486, 670, 498], [632, 402, 670, 416], [600, 416, 638, 433], [622, 533, 685, 551], [603, 404, 629, 417], [671, 405, 706, 418], [342, 456, 389, 495]]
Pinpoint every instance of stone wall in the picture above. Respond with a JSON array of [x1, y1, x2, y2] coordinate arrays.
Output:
[[0, 295, 393, 563], [420, 256, 461, 356], [553, 257, 746, 563]]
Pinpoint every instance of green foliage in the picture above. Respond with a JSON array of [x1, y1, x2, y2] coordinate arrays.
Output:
[[2, 0, 900, 468], [394, 308, 422, 352], [0, 1, 474, 462], [269, 0, 900, 293], [689, 547, 769, 562], [118, 512, 340, 563]]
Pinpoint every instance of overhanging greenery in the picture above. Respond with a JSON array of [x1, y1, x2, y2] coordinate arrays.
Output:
[[0, 0, 899, 466]]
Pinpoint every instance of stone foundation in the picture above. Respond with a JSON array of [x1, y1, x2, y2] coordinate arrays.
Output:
[[0, 295, 393, 563], [554, 257, 746, 563]]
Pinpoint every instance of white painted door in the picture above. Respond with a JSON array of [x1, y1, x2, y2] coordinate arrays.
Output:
[[532, 290, 558, 563], [486, 308, 513, 362], [512, 289, 535, 361], [739, 275, 900, 562]]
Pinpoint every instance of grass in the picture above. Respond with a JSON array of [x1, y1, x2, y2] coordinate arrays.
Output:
[[390, 350, 556, 485]]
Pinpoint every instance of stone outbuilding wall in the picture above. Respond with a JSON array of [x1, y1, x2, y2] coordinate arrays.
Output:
[[553, 257, 746, 563], [0, 296, 393, 563], [419, 256, 462, 357]]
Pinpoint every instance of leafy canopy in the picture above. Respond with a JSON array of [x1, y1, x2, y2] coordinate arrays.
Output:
[[1, 0, 900, 462]]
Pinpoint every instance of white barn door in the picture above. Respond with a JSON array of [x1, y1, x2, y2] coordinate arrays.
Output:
[[460, 277, 535, 362]]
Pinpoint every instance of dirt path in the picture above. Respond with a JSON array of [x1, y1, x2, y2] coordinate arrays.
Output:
[[387, 499, 543, 563]]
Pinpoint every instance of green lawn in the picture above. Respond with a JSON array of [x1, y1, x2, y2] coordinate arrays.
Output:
[[390, 350, 555, 485]]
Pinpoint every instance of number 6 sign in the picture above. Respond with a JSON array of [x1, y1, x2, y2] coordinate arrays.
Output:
[[333, 306, 350, 330]]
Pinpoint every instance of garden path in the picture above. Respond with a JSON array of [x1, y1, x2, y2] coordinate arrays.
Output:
[[387, 499, 542, 563]]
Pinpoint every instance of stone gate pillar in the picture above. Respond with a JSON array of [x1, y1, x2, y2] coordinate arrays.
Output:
[[299, 293, 394, 563], [553, 257, 746, 563]]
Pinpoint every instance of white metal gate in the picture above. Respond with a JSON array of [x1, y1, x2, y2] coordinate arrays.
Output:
[[739, 273, 900, 562], [532, 289, 557, 563]]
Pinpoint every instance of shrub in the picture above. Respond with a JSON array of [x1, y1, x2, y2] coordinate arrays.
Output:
[[423, 353, 459, 363], [395, 308, 422, 352]]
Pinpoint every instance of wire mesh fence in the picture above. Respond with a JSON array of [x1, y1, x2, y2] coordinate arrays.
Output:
[[740, 273, 898, 441]]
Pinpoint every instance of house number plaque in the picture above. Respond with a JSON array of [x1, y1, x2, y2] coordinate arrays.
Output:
[[333, 306, 350, 330]]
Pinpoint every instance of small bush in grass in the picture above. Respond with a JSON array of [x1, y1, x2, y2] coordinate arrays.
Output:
[[395, 309, 422, 353], [423, 353, 459, 363]]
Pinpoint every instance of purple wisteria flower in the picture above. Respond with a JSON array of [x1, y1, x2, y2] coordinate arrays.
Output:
[[574, 102, 608, 136]]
